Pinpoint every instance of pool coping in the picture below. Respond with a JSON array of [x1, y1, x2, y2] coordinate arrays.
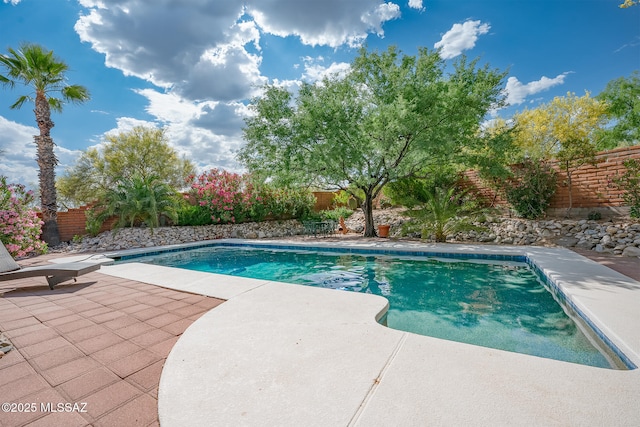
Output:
[[96, 239, 640, 426]]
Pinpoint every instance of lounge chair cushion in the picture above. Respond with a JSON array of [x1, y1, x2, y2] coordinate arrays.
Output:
[[0, 243, 21, 273]]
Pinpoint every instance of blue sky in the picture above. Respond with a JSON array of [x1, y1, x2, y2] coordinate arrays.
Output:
[[1, 0, 638, 189]]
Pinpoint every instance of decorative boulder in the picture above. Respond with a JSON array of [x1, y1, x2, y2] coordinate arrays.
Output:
[[621, 246, 640, 258]]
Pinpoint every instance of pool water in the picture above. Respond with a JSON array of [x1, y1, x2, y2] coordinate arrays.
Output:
[[124, 246, 618, 368]]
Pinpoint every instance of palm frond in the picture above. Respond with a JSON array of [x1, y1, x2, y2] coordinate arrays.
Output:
[[10, 95, 30, 110]]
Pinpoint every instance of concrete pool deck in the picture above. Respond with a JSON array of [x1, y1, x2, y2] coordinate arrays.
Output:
[[101, 239, 640, 426]]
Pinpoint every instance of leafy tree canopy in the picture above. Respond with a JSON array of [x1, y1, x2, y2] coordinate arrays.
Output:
[[513, 91, 608, 161], [58, 126, 195, 206], [597, 71, 640, 147], [240, 46, 507, 236]]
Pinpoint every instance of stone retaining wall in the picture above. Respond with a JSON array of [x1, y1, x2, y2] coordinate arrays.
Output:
[[59, 211, 640, 258], [62, 220, 305, 252]]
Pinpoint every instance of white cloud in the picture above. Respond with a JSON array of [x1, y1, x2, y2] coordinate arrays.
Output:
[[408, 0, 424, 10], [434, 20, 490, 59], [246, 1, 401, 47], [0, 116, 38, 187], [361, 3, 401, 37], [75, 0, 402, 101], [103, 117, 158, 138], [2, 0, 22, 4], [301, 57, 351, 82], [504, 73, 570, 106], [0, 116, 83, 189], [134, 90, 201, 124]]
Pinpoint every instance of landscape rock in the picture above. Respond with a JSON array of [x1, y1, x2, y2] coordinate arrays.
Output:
[[556, 237, 579, 248], [622, 246, 640, 258], [54, 208, 640, 259]]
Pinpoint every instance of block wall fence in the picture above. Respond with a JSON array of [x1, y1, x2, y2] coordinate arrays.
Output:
[[55, 206, 116, 242], [54, 146, 639, 242], [462, 145, 640, 214]]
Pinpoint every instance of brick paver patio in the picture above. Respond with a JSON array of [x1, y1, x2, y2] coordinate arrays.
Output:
[[0, 253, 223, 427]]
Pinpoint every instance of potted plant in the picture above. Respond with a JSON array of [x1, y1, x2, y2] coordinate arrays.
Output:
[[377, 224, 391, 238]]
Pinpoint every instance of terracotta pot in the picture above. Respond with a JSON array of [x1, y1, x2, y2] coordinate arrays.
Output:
[[377, 224, 390, 238]]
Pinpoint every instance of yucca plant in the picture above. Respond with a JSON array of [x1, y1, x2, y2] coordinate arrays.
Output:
[[92, 174, 179, 233], [402, 186, 488, 242]]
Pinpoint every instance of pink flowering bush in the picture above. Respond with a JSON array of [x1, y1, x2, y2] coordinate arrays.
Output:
[[189, 169, 256, 224], [188, 169, 315, 224], [0, 176, 47, 258]]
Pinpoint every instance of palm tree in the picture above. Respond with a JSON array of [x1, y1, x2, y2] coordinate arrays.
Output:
[[0, 43, 90, 245], [93, 174, 179, 233], [403, 186, 488, 242]]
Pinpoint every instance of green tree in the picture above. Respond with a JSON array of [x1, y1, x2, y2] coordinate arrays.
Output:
[[513, 92, 608, 216], [240, 46, 507, 236], [0, 43, 90, 245], [58, 126, 195, 206], [597, 72, 640, 148]]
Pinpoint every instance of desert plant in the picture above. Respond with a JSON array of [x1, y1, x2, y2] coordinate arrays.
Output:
[[320, 206, 354, 221], [263, 186, 316, 220], [402, 186, 488, 242], [91, 174, 179, 232], [385, 168, 459, 209], [612, 158, 640, 218], [505, 160, 557, 219], [587, 211, 602, 221], [84, 208, 103, 237]]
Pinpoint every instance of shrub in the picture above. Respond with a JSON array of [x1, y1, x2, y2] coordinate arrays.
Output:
[[384, 168, 459, 208], [0, 176, 47, 257], [90, 174, 179, 233], [320, 206, 354, 221], [190, 169, 315, 223], [587, 211, 602, 221], [176, 202, 214, 226], [612, 158, 640, 218], [190, 169, 255, 224], [504, 160, 557, 219], [401, 186, 488, 242], [262, 186, 316, 220], [85, 208, 103, 237], [332, 190, 351, 207]]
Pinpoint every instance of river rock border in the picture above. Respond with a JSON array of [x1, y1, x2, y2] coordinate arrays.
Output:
[[57, 211, 640, 258], [344, 209, 640, 258]]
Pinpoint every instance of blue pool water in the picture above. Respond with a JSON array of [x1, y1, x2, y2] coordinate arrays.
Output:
[[121, 245, 621, 368]]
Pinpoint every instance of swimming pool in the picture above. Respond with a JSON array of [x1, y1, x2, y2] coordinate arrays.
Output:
[[117, 242, 626, 369]]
